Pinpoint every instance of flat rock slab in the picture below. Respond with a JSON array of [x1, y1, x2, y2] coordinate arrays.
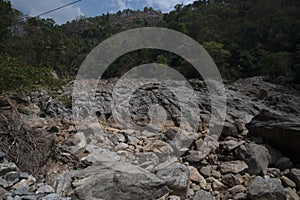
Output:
[[219, 160, 248, 174], [65, 162, 169, 200], [247, 110, 300, 162]]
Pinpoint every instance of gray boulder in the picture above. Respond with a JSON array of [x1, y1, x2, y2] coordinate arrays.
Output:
[[287, 168, 300, 189], [246, 110, 300, 162], [193, 189, 215, 200], [235, 143, 271, 175], [66, 162, 169, 200], [247, 176, 285, 200], [156, 163, 190, 199]]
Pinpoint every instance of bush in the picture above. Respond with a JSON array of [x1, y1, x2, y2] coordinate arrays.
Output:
[[0, 54, 63, 93]]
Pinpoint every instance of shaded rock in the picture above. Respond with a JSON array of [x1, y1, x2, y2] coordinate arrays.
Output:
[[222, 173, 243, 187], [156, 163, 189, 199], [287, 168, 300, 189], [13, 185, 29, 196], [0, 151, 6, 163], [275, 157, 293, 170], [0, 171, 20, 188], [219, 160, 248, 174], [246, 176, 285, 200], [221, 122, 240, 137], [281, 176, 296, 188], [234, 192, 247, 200], [193, 189, 215, 200], [263, 144, 283, 165], [0, 186, 7, 197], [267, 168, 281, 178], [0, 162, 18, 176], [246, 110, 300, 162], [227, 185, 246, 196], [235, 143, 270, 175]]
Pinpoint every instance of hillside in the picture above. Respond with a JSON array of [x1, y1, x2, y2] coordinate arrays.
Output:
[[0, 0, 300, 199], [0, 0, 300, 93]]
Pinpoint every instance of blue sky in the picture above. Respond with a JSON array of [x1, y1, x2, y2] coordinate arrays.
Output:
[[10, 0, 195, 25]]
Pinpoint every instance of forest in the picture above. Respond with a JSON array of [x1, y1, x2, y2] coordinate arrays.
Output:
[[0, 0, 299, 92]]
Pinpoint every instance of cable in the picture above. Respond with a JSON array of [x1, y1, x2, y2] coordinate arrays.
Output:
[[34, 0, 82, 18]]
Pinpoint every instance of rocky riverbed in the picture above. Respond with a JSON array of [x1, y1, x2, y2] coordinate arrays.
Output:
[[0, 76, 299, 199]]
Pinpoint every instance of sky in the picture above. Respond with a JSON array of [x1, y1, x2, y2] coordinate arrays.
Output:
[[10, 0, 195, 25]]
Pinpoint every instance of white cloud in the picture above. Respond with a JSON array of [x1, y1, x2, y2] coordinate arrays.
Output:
[[11, 0, 84, 25], [114, 0, 127, 11], [144, 0, 195, 12]]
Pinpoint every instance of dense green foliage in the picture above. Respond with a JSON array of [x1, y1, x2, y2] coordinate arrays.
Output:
[[0, 0, 299, 92]]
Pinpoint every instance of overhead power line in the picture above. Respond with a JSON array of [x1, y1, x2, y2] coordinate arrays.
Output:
[[34, 0, 82, 18]]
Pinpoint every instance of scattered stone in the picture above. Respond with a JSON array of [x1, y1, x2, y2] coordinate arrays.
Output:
[[267, 168, 281, 178], [0, 171, 20, 188], [219, 160, 248, 174], [246, 176, 285, 200], [281, 176, 296, 188], [0, 186, 7, 197], [287, 168, 300, 189], [285, 187, 300, 200], [0, 151, 6, 162], [41, 193, 71, 200], [207, 177, 227, 191], [141, 130, 156, 137], [263, 144, 283, 165], [200, 165, 212, 178], [36, 184, 55, 194], [12, 175, 36, 190], [221, 122, 239, 137], [275, 157, 293, 170], [211, 169, 221, 179], [48, 125, 59, 133], [221, 140, 244, 151], [168, 195, 181, 200], [0, 162, 18, 176], [234, 192, 247, 200], [193, 189, 215, 200], [227, 185, 246, 196], [13, 185, 29, 196], [188, 166, 206, 189], [235, 143, 271, 175], [222, 173, 243, 187], [115, 143, 129, 151], [156, 163, 189, 199]]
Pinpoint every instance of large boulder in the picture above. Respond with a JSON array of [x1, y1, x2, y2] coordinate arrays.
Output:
[[235, 143, 271, 175], [246, 110, 300, 162], [156, 163, 190, 199], [246, 176, 285, 200], [62, 162, 169, 200]]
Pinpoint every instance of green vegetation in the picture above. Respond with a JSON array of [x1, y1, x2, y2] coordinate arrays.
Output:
[[58, 95, 72, 109], [17, 108, 30, 115], [0, 54, 63, 93], [0, 0, 299, 93]]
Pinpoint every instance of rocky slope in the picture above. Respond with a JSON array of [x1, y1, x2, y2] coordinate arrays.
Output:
[[0, 76, 299, 199]]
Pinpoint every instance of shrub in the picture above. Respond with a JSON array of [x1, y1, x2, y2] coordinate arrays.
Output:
[[0, 54, 63, 93]]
